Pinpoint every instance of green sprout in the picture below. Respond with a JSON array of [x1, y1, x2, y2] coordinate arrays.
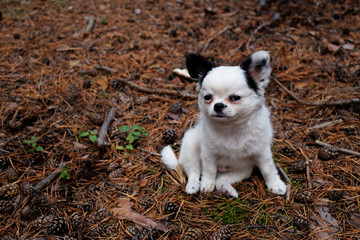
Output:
[[116, 125, 148, 150], [60, 166, 71, 180], [24, 136, 44, 153], [79, 131, 98, 143]]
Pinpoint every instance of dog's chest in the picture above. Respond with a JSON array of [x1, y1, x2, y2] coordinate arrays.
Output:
[[207, 128, 260, 160]]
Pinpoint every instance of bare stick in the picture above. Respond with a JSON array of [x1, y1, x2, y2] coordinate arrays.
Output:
[[276, 164, 291, 201], [273, 78, 359, 107], [246, 19, 276, 51], [84, 16, 95, 33], [203, 25, 232, 52], [299, 148, 312, 189], [98, 107, 117, 147], [310, 119, 343, 130], [34, 161, 66, 191], [93, 65, 118, 73], [315, 140, 360, 157], [116, 78, 197, 100]]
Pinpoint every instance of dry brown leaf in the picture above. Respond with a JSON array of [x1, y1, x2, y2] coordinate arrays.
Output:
[[96, 77, 108, 90], [139, 178, 148, 187], [327, 43, 341, 52], [310, 200, 339, 240], [110, 198, 168, 232]]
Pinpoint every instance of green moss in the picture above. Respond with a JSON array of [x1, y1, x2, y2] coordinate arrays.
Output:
[[204, 199, 250, 225], [258, 210, 270, 225]]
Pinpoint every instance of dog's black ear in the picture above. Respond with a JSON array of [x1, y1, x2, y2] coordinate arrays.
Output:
[[186, 53, 216, 85], [241, 51, 271, 92]]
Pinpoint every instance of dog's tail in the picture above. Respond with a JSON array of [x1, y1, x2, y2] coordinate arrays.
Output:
[[160, 145, 179, 170]]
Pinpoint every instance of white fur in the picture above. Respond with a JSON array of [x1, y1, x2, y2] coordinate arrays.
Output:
[[161, 51, 286, 198]]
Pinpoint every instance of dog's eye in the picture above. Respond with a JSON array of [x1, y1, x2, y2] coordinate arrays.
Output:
[[204, 94, 213, 102], [229, 95, 241, 102]]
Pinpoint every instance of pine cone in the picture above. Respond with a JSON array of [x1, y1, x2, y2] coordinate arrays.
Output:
[[294, 190, 313, 204], [169, 103, 183, 114], [139, 197, 153, 208], [290, 159, 306, 173], [56, 236, 77, 240], [318, 147, 339, 161], [31, 193, 50, 210], [33, 215, 54, 229], [20, 182, 35, 196], [85, 211, 109, 224], [0, 183, 19, 198], [292, 216, 310, 231], [126, 225, 141, 238], [4, 168, 19, 181], [0, 158, 9, 169], [0, 200, 14, 214], [327, 190, 344, 201], [209, 225, 233, 240], [20, 204, 36, 220], [62, 85, 79, 104], [164, 201, 179, 214], [108, 168, 123, 179], [87, 112, 104, 126], [70, 212, 83, 230], [333, 171, 350, 185], [279, 146, 295, 157], [47, 216, 68, 235], [107, 161, 122, 172], [162, 130, 178, 144], [183, 228, 202, 240]]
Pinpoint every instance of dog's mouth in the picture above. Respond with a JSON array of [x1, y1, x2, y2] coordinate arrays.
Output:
[[211, 113, 230, 119]]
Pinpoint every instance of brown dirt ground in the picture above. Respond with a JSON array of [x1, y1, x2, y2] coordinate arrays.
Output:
[[1, 0, 360, 239]]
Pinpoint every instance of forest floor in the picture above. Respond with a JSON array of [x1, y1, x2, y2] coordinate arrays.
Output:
[[1, 0, 360, 239]]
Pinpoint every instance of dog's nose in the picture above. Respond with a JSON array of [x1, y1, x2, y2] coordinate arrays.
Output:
[[214, 103, 226, 112]]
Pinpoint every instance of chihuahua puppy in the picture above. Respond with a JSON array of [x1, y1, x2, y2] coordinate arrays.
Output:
[[161, 51, 286, 198]]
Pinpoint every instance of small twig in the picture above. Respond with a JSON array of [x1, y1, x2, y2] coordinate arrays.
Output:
[[34, 161, 66, 191], [246, 19, 276, 51], [139, 148, 161, 157], [116, 78, 197, 100], [252, 34, 296, 51], [315, 140, 360, 157], [97, 107, 117, 147], [310, 119, 343, 130], [273, 78, 360, 107], [84, 16, 95, 33], [93, 65, 118, 73], [299, 148, 312, 189], [276, 164, 291, 201], [203, 25, 232, 52]]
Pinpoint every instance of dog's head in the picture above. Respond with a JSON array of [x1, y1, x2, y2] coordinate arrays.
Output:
[[186, 51, 271, 122]]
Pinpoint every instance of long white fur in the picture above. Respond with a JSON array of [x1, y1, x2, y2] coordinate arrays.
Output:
[[161, 51, 286, 198], [160, 146, 178, 170]]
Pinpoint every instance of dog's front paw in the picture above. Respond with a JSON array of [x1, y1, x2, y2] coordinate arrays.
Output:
[[267, 178, 287, 195], [186, 180, 200, 195], [215, 182, 238, 198], [200, 178, 215, 192]]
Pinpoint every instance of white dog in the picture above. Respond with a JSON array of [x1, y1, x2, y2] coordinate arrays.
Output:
[[161, 51, 286, 198]]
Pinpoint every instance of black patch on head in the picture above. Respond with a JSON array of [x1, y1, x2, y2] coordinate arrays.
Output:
[[186, 53, 216, 85], [240, 57, 259, 93]]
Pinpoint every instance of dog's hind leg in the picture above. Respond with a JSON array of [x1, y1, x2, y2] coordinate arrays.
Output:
[[215, 168, 253, 198], [178, 127, 201, 194]]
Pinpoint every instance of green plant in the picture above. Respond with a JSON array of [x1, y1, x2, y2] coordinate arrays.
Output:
[[116, 125, 148, 150], [204, 199, 250, 225], [79, 131, 98, 143], [24, 136, 44, 153], [60, 166, 71, 180], [99, 16, 108, 25]]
